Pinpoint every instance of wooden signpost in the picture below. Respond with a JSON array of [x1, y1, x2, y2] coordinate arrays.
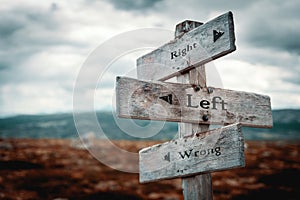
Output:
[[137, 12, 236, 81], [115, 11, 273, 200], [116, 76, 272, 128], [139, 123, 244, 183]]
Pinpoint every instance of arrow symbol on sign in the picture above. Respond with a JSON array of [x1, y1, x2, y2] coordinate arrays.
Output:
[[163, 152, 171, 162], [213, 30, 224, 42], [159, 94, 173, 105]]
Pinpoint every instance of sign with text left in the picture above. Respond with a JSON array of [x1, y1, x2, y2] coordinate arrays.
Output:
[[116, 76, 273, 128]]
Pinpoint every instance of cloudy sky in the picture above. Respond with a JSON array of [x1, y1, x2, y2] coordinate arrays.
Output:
[[0, 0, 299, 117]]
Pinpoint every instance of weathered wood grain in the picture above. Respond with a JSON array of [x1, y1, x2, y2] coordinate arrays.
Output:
[[137, 11, 236, 81], [116, 76, 273, 128], [178, 67, 213, 200], [139, 123, 245, 183]]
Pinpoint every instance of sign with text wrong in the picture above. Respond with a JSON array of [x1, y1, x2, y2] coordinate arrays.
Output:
[[139, 123, 244, 183]]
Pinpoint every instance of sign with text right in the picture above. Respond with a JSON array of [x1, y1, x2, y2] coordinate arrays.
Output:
[[137, 12, 236, 81]]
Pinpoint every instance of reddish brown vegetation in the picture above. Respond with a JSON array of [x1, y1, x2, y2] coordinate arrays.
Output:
[[0, 139, 299, 200]]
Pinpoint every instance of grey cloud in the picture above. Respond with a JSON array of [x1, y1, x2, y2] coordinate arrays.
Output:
[[0, 3, 88, 52], [0, 7, 66, 49], [105, 0, 163, 11], [283, 75, 300, 86], [0, 9, 46, 47], [187, 0, 253, 10], [0, 3, 73, 63], [0, 61, 10, 71], [232, 1, 300, 94], [0, 4, 85, 77], [0, 19, 23, 38], [50, 3, 59, 12], [247, 20, 300, 55], [241, 1, 300, 55]]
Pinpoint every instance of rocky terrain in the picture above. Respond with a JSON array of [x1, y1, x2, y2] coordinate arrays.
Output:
[[0, 139, 299, 200]]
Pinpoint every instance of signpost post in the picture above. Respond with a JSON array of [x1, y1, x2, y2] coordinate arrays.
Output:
[[177, 66, 214, 199], [115, 11, 273, 200]]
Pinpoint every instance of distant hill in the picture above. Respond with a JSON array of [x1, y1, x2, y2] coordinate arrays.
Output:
[[0, 109, 299, 141], [242, 109, 300, 140]]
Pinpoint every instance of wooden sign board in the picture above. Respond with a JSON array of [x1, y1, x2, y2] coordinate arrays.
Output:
[[116, 76, 273, 128], [139, 123, 245, 183], [137, 11, 236, 81]]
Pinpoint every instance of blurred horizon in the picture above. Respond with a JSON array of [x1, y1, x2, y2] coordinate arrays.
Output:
[[0, 107, 299, 119], [1, 109, 299, 141]]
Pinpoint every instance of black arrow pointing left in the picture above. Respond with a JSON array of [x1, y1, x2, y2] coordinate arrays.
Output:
[[159, 94, 173, 105]]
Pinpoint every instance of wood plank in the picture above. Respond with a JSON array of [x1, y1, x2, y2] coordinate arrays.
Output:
[[139, 123, 245, 183], [116, 76, 273, 128], [178, 67, 213, 200], [137, 11, 236, 81]]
